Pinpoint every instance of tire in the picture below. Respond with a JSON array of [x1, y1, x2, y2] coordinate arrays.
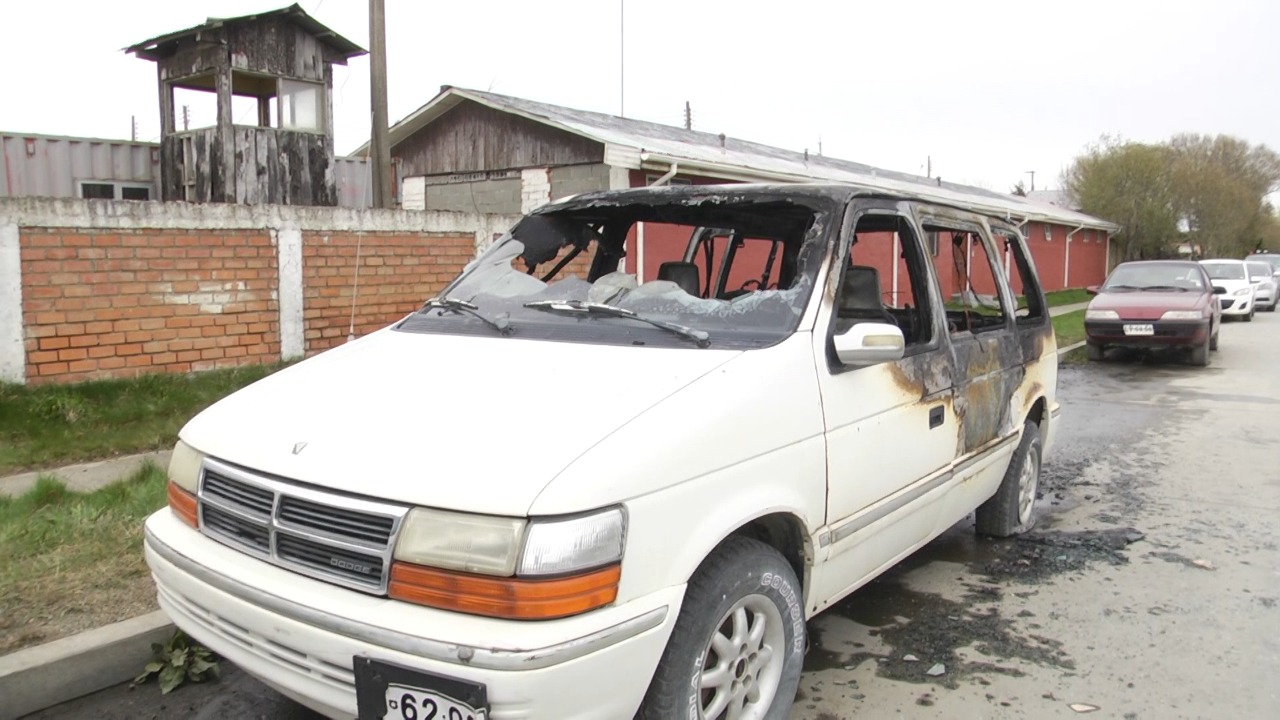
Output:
[[976, 420, 1041, 537], [1245, 306, 1254, 322], [638, 537, 804, 720], [1189, 336, 1210, 366], [1210, 327, 1219, 351], [1086, 342, 1105, 361]]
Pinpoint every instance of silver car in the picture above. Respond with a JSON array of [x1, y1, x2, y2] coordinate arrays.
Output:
[[1246, 259, 1279, 311]]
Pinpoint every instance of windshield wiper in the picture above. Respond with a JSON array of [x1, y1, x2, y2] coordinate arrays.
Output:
[[1105, 284, 1140, 291], [421, 297, 512, 335], [523, 299, 711, 347], [1139, 285, 1188, 292]]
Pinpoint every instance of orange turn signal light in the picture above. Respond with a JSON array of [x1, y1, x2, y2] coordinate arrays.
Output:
[[388, 562, 621, 620], [167, 481, 198, 528]]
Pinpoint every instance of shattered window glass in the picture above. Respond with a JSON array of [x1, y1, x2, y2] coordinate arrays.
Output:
[[397, 192, 836, 349]]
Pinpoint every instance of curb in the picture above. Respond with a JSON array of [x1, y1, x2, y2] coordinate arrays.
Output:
[[0, 450, 171, 498], [0, 611, 174, 720], [1057, 340, 1087, 355]]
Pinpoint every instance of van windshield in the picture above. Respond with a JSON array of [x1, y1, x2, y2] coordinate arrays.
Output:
[[396, 192, 835, 349]]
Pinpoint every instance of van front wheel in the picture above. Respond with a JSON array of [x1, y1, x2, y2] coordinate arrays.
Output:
[[638, 537, 804, 720], [975, 420, 1041, 537]]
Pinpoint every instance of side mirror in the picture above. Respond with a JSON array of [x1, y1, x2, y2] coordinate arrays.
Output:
[[1212, 286, 1228, 295], [834, 323, 905, 366], [1086, 285, 1100, 295]]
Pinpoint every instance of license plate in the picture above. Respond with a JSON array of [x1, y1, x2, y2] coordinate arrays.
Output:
[[1123, 324, 1154, 336], [354, 657, 488, 720], [385, 684, 487, 720]]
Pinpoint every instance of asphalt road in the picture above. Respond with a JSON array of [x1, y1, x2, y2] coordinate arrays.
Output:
[[29, 313, 1280, 719]]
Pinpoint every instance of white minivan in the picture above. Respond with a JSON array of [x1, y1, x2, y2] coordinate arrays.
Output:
[[145, 185, 1060, 720]]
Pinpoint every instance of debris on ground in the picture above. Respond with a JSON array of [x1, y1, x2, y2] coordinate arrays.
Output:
[[926, 664, 946, 677], [1069, 703, 1101, 713]]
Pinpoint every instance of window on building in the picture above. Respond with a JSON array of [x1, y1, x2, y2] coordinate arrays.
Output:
[[279, 79, 324, 132], [645, 174, 692, 186], [78, 181, 153, 200], [79, 183, 115, 200]]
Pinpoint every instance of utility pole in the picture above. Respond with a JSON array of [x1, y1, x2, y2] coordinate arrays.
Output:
[[1025, 170, 1036, 192], [683, 101, 691, 130], [369, 0, 393, 208], [131, 116, 137, 141], [182, 105, 190, 131], [927, 155, 932, 178], [619, 0, 625, 117]]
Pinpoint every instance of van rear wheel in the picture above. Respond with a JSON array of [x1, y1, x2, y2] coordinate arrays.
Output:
[[975, 420, 1041, 537], [638, 537, 804, 720]]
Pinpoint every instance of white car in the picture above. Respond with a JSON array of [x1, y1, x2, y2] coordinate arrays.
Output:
[[1201, 259, 1257, 320], [1245, 259, 1278, 312], [144, 185, 1059, 720]]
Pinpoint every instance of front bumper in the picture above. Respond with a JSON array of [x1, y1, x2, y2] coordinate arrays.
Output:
[[1220, 296, 1254, 315], [143, 511, 681, 720], [1084, 318, 1209, 348]]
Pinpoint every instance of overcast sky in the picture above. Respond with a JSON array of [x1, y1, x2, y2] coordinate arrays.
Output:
[[2, 0, 1277, 193]]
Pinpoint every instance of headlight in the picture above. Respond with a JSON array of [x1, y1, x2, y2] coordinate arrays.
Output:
[[168, 440, 203, 493], [166, 440, 203, 527], [518, 508, 625, 576], [1085, 309, 1120, 320], [390, 507, 626, 619], [393, 507, 625, 577], [1233, 287, 1250, 296], [394, 508, 525, 575], [1161, 310, 1203, 320]]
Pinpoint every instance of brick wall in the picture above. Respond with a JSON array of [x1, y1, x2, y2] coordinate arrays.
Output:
[[20, 229, 279, 383], [0, 198, 521, 385], [302, 232, 474, 353]]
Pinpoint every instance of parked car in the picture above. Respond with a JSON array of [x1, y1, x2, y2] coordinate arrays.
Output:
[[1244, 251, 1280, 282], [1084, 260, 1221, 365], [143, 185, 1060, 720], [1245, 259, 1278, 311], [1201, 259, 1257, 321]]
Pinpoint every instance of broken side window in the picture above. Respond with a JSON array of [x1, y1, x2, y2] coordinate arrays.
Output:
[[927, 224, 1010, 335], [996, 229, 1046, 324], [835, 213, 933, 349]]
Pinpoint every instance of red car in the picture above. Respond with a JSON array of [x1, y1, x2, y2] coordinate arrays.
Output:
[[1083, 260, 1223, 366]]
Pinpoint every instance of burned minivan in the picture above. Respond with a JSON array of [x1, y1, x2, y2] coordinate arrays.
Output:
[[145, 185, 1059, 719]]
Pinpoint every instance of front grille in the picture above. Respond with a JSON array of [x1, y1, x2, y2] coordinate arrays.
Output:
[[1221, 299, 1235, 310], [197, 458, 407, 594], [278, 496, 394, 546], [202, 505, 270, 553]]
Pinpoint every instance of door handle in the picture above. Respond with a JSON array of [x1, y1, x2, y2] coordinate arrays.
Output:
[[929, 405, 944, 429]]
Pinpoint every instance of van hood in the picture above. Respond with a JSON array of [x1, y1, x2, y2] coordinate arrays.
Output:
[[181, 328, 739, 516]]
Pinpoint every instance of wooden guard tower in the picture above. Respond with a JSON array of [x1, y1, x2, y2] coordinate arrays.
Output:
[[126, 4, 365, 206]]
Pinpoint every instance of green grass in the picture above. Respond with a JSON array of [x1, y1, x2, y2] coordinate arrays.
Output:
[[0, 464, 168, 653], [1052, 309, 1087, 348], [0, 363, 289, 476], [1044, 288, 1093, 308]]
